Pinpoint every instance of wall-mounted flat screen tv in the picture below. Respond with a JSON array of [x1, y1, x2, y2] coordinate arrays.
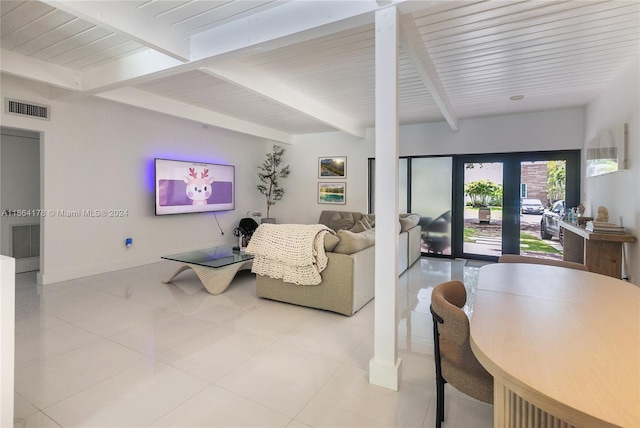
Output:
[[155, 158, 235, 215]]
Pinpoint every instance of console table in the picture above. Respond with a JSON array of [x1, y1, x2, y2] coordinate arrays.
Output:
[[560, 220, 635, 278], [471, 263, 639, 428]]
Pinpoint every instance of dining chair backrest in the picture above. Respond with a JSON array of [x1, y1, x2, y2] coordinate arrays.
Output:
[[431, 280, 469, 347], [498, 254, 589, 271]]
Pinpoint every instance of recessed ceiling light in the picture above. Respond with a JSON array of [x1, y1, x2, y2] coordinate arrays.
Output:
[[510, 95, 524, 101]]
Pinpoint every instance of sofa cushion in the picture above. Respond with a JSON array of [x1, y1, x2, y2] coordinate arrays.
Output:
[[334, 229, 376, 254], [365, 214, 375, 228], [399, 214, 420, 232], [329, 212, 355, 231], [324, 233, 340, 252], [350, 217, 372, 233]]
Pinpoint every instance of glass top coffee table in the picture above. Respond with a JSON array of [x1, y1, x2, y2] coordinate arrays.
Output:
[[161, 245, 254, 295]]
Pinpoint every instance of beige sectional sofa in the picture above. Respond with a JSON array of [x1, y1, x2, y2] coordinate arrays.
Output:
[[255, 210, 421, 316]]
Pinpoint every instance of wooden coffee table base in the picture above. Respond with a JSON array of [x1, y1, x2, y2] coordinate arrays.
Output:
[[162, 260, 254, 295]]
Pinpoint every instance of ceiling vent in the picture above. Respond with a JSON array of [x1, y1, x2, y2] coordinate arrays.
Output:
[[5, 98, 50, 120]]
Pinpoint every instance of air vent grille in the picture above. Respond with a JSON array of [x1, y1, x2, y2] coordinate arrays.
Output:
[[5, 99, 50, 120]]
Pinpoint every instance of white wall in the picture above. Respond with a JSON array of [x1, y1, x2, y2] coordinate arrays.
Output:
[[277, 130, 373, 224], [584, 59, 640, 284], [281, 108, 584, 225], [1, 74, 271, 284], [396, 108, 585, 156]]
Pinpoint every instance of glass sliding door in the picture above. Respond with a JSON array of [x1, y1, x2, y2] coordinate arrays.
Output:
[[369, 150, 579, 262], [411, 157, 452, 255]]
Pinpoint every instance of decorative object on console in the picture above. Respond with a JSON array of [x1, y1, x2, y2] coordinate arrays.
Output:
[[585, 221, 626, 234], [595, 205, 609, 222], [318, 156, 347, 178], [256, 145, 290, 222], [154, 158, 235, 215], [318, 182, 346, 204]]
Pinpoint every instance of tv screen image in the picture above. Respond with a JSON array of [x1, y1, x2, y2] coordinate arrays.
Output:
[[155, 158, 235, 215]]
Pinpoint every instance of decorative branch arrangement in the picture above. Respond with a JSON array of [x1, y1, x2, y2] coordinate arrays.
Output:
[[257, 145, 290, 219]]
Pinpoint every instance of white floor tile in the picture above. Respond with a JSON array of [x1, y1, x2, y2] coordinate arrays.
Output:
[[13, 411, 61, 428], [13, 393, 38, 420], [277, 314, 371, 363], [156, 325, 271, 382], [109, 311, 217, 357], [15, 339, 147, 409], [43, 360, 208, 427], [71, 300, 173, 337], [220, 301, 315, 341], [216, 343, 342, 417], [14, 312, 66, 338], [296, 363, 431, 428], [42, 293, 132, 323], [149, 385, 291, 427], [14, 323, 102, 370]]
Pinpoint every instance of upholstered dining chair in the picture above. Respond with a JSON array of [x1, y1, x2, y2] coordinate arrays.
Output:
[[498, 254, 589, 271], [430, 280, 493, 428]]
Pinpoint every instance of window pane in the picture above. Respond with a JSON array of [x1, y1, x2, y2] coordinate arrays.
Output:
[[411, 157, 452, 255]]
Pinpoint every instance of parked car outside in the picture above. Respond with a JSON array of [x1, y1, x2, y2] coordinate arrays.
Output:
[[521, 198, 544, 215], [540, 200, 565, 240]]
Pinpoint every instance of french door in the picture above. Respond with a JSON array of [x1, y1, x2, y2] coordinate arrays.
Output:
[[453, 151, 580, 261]]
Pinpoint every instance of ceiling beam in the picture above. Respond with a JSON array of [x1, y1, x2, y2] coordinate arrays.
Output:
[[0, 48, 81, 91], [78, 50, 186, 95], [191, 0, 380, 61], [55, 0, 387, 98], [40, 0, 190, 62], [96, 87, 293, 144], [399, 14, 458, 131], [200, 64, 367, 138]]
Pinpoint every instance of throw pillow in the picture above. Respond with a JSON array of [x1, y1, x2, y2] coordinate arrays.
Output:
[[333, 229, 375, 254], [399, 214, 420, 232], [329, 212, 355, 231], [324, 233, 340, 252], [350, 219, 371, 233], [365, 214, 375, 228]]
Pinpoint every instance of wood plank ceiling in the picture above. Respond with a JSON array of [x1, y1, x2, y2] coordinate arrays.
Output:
[[1, 0, 639, 142]]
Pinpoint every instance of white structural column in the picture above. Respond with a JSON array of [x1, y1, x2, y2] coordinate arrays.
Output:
[[0, 256, 15, 427], [369, 6, 402, 391]]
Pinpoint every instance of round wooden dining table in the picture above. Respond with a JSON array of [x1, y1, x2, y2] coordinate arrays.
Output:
[[470, 263, 639, 428]]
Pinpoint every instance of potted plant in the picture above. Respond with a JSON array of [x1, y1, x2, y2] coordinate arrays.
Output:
[[257, 145, 290, 223]]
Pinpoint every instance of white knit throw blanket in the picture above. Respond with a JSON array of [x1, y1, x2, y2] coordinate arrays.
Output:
[[245, 223, 334, 285]]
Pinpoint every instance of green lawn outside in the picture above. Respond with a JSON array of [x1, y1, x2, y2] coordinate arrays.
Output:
[[463, 228, 560, 254]]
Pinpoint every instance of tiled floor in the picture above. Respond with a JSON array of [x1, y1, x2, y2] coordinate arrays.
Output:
[[13, 257, 493, 428]]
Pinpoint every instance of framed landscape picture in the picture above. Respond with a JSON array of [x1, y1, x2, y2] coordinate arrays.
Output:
[[319, 156, 347, 178], [318, 182, 346, 204]]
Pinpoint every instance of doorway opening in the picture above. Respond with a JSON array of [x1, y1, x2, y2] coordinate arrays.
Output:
[[519, 160, 565, 260], [0, 127, 41, 274], [462, 162, 503, 258]]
